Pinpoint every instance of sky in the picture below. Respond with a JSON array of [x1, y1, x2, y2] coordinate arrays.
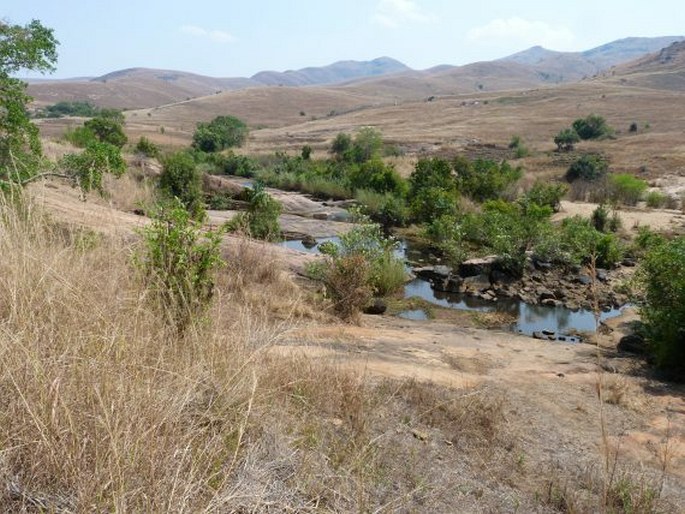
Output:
[[6, 0, 685, 79]]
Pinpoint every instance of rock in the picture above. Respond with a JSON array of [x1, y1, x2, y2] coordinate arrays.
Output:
[[301, 234, 317, 249], [596, 269, 609, 282], [411, 429, 429, 441], [462, 274, 491, 293], [133, 208, 146, 216], [617, 334, 648, 355], [576, 274, 592, 286], [534, 260, 553, 271], [363, 299, 387, 315], [542, 298, 560, 307], [621, 258, 637, 267], [539, 290, 556, 301], [445, 276, 463, 293], [532, 331, 546, 340], [491, 269, 516, 285], [459, 255, 498, 278], [542, 329, 556, 336], [433, 265, 452, 278], [312, 212, 329, 220]]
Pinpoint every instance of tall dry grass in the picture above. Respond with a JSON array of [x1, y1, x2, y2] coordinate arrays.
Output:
[[0, 197, 529, 512]]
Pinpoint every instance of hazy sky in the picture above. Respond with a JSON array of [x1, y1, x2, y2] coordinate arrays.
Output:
[[7, 0, 685, 79]]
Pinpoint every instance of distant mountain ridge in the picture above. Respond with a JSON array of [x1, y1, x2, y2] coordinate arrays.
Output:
[[250, 57, 410, 87], [500, 36, 685, 82], [26, 36, 685, 109]]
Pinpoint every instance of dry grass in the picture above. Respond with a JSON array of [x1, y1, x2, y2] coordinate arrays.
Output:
[[0, 197, 541, 512]]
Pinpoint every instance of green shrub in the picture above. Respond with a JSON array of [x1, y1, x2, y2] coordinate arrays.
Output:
[[348, 158, 407, 196], [522, 182, 567, 212], [136, 199, 223, 333], [315, 218, 406, 298], [225, 184, 281, 241], [423, 215, 467, 266], [645, 190, 669, 208], [592, 204, 610, 232], [159, 151, 204, 220], [134, 136, 160, 158], [355, 189, 409, 227], [410, 158, 457, 195], [554, 128, 580, 151], [609, 173, 647, 206], [64, 125, 97, 148], [84, 116, 128, 148], [639, 237, 685, 375], [330, 132, 352, 158], [572, 114, 612, 140], [42, 100, 99, 118], [192, 115, 248, 152], [559, 216, 623, 268], [565, 154, 608, 182], [409, 186, 459, 223], [508, 135, 529, 158], [453, 157, 522, 202]]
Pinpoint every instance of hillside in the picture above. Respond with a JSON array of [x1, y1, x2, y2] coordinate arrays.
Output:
[[251, 56, 410, 86], [27, 58, 411, 110], [501, 36, 684, 81], [604, 40, 685, 90]]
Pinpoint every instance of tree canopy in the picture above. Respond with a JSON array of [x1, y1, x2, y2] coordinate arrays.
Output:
[[192, 115, 248, 152]]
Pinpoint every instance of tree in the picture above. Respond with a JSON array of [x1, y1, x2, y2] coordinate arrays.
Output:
[[84, 116, 127, 148], [554, 128, 580, 151], [572, 114, 611, 140], [1, 20, 125, 195], [330, 132, 352, 158], [565, 154, 608, 182], [191, 115, 247, 152], [1, 20, 58, 187]]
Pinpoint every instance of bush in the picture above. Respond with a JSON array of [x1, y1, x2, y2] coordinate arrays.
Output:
[[192, 115, 248, 152], [225, 184, 281, 241], [321, 254, 373, 322], [314, 218, 406, 300], [559, 216, 623, 268], [454, 157, 522, 202], [159, 152, 204, 220], [522, 182, 567, 212], [565, 154, 608, 182], [410, 186, 459, 223], [136, 200, 223, 332], [134, 136, 160, 158], [554, 128, 580, 151], [64, 125, 97, 148], [42, 100, 100, 118], [410, 158, 457, 195], [348, 158, 407, 196], [645, 190, 669, 209], [572, 114, 612, 140], [355, 189, 409, 227], [330, 132, 352, 158], [84, 116, 128, 148], [608, 173, 647, 206], [508, 135, 529, 158], [639, 237, 685, 375]]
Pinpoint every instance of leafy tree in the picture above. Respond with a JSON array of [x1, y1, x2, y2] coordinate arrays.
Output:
[[42, 100, 99, 118], [639, 237, 685, 375], [330, 132, 352, 158], [572, 114, 611, 140], [522, 182, 567, 212], [409, 158, 457, 196], [1, 21, 126, 196], [565, 154, 608, 182], [453, 156, 522, 202], [348, 158, 407, 196], [84, 116, 127, 148], [192, 115, 248, 152], [159, 152, 204, 219], [608, 173, 647, 206], [348, 127, 383, 163], [1, 20, 58, 187], [554, 128, 580, 151]]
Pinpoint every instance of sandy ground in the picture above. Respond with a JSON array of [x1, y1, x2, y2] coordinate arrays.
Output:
[[555, 200, 685, 234]]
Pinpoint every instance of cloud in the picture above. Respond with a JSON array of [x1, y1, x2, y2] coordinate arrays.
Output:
[[374, 0, 435, 28], [180, 25, 234, 44], [467, 17, 575, 50]]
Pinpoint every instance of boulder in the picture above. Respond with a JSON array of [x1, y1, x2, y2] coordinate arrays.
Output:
[[459, 256, 498, 278], [539, 290, 556, 301], [301, 234, 317, 249], [461, 274, 491, 293], [617, 334, 648, 355], [364, 299, 387, 315], [596, 269, 609, 282], [542, 298, 560, 307], [576, 274, 592, 286]]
